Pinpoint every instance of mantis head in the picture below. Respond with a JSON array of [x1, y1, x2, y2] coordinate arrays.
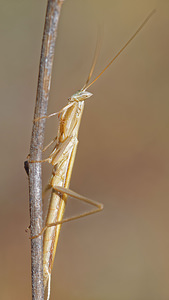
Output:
[[69, 90, 93, 102]]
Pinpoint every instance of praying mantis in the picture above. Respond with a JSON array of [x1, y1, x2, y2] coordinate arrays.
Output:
[[28, 9, 155, 299]]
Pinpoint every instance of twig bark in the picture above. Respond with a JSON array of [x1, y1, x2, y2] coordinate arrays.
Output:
[[28, 1, 64, 299]]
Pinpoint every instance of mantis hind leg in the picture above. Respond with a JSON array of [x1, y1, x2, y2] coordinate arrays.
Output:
[[31, 186, 103, 239]]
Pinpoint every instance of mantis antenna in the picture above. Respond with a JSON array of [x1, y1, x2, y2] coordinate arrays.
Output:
[[82, 25, 103, 91], [84, 9, 156, 91]]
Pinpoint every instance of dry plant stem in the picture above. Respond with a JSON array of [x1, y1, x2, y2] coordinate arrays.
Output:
[[29, 1, 64, 299]]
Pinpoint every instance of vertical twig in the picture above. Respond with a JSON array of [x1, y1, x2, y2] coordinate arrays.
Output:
[[28, 1, 64, 299]]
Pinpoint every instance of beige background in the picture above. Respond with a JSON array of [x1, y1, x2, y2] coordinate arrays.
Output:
[[0, 0, 169, 299]]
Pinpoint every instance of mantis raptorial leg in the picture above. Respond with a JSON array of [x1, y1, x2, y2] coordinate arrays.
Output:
[[29, 136, 74, 164], [25, 136, 58, 166], [34, 102, 74, 122], [42, 136, 58, 153]]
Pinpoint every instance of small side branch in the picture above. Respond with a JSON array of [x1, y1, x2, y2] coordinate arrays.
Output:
[[28, 1, 64, 299]]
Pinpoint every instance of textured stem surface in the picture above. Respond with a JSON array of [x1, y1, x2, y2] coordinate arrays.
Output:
[[28, 1, 64, 299]]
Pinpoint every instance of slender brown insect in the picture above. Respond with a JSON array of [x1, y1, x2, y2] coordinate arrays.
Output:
[[30, 9, 155, 299]]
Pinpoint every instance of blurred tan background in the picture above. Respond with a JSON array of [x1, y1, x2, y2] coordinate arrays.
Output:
[[0, 0, 169, 299]]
